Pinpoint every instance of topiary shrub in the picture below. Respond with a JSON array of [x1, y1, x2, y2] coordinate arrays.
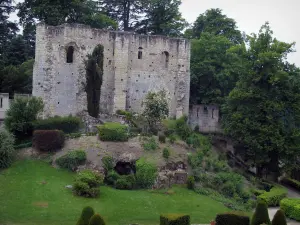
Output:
[[280, 198, 300, 221], [215, 212, 250, 225], [32, 130, 65, 152], [158, 133, 166, 143], [187, 176, 195, 190], [272, 209, 287, 225], [73, 169, 103, 198], [163, 147, 170, 159], [160, 214, 190, 225], [56, 150, 86, 171], [97, 122, 128, 142], [0, 128, 15, 169], [89, 214, 105, 225], [34, 115, 82, 134], [136, 158, 157, 188], [258, 186, 287, 206], [77, 206, 95, 225], [251, 200, 270, 225]]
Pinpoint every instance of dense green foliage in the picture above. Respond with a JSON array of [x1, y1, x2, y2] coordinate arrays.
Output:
[[215, 212, 250, 225], [56, 150, 86, 171], [76, 206, 95, 225], [160, 214, 190, 225], [4, 97, 44, 140], [272, 209, 287, 225], [0, 128, 15, 169], [258, 186, 287, 206], [281, 178, 300, 192], [143, 137, 159, 151], [97, 122, 128, 142], [163, 147, 170, 159], [33, 115, 82, 134], [101, 156, 113, 174], [251, 201, 270, 225], [280, 198, 300, 221], [32, 130, 65, 152], [73, 169, 103, 198], [135, 158, 157, 188], [187, 176, 195, 190], [89, 214, 106, 225]]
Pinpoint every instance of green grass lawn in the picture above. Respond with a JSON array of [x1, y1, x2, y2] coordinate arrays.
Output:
[[0, 160, 228, 225]]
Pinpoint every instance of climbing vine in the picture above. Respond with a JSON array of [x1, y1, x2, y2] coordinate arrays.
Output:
[[85, 45, 104, 118]]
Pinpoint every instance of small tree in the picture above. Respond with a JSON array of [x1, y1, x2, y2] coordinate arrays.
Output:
[[142, 90, 169, 133], [251, 200, 270, 225], [0, 128, 15, 169], [4, 96, 44, 140], [77, 206, 95, 225]]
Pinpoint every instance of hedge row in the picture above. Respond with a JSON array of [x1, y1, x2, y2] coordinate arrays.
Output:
[[97, 122, 128, 142], [56, 150, 86, 171], [281, 178, 300, 192], [34, 116, 81, 134], [160, 214, 190, 225], [33, 130, 65, 152], [215, 212, 250, 225], [258, 186, 287, 206], [280, 198, 300, 221]]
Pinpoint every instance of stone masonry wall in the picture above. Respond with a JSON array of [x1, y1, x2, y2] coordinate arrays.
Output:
[[33, 23, 190, 118]]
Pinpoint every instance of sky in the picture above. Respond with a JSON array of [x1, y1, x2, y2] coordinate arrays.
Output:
[[10, 0, 300, 66]]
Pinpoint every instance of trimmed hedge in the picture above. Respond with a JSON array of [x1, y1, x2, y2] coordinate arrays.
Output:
[[281, 178, 300, 192], [280, 198, 300, 221], [251, 200, 270, 225], [76, 206, 95, 225], [34, 116, 81, 134], [56, 150, 86, 171], [160, 214, 190, 225], [89, 214, 105, 225], [33, 130, 65, 152], [272, 209, 287, 225], [215, 212, 250, 225], [97, 122, 128, 142], [258, 186, 287, 206]]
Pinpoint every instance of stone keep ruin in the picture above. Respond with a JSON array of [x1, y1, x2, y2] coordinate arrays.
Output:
[[33, 23, 190, 118]]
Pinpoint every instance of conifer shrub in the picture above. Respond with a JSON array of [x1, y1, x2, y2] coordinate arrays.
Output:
[[89, 214, 105, 225], [272, 209, 287, 225], [158, 133, 166, 143], [280, 198, 300, 221], [163, 148, 170, 159], [56, 150, 86, 171], [215, 212, 250, 225], [97, 122, 128, 142], [251, 201, 270, 225], [77, 206, 95, 225], [160, 214, 190, 225], [32, 130, 65, 152]]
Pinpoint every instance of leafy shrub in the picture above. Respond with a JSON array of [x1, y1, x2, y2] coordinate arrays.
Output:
[[105, 170, 120, 185], [281, 178, 300, 192], [32, 130, 65, 152], [175, 116, 191, 141], [136, 159, 157, 188], [252, 189, 266, 196], [116, 109, 128, 115], [0, 128, 15, 169], [34, 115, 82, 134], [251, 200, 270, 225], [115, 178, 132, 190], [221, 182, 236, 197], [158, 133, 166, 143], [4, 96, 44, 140], [73, 170, 103, 198], [215, 212, 250, 225], [168, 134, 177, 143], [280, 198, 300, 221], [162, 119, 177, 136], [143, 137, 158, 151], [56, 150, 86, 171], [97, 122, 128, 142], [101, 155, 113, 173], [163, 148, 170, 159], [89, 214, 106, 225], [66, 132, 82, 139], [187, 176, 195, 190], [258, 186, 287, 206], [160, 214, 190, 225], [272, 209, 287, 225], [76, 206, 95, 225]]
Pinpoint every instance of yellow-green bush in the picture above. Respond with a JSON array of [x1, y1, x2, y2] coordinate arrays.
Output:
[[160, 214, 190, 225], [280, 198, 300, 221], [97, 122, 128, 142], [258, 186, 287, 206]]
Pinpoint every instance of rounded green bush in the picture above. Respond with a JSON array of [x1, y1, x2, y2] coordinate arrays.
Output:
[[163, 148, 170, 159], [77, 206, 95, 225], [0, 128, 15, 169], [251, 201, 270, 225], [56, 150, 86, 171], [187, 176, 195, 190], [272, 209, 287, 225], [115, 178, 131, 190], [89, 214, 105, 225]]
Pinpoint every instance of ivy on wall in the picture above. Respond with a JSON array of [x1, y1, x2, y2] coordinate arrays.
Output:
[[85, 45, 104, 118]]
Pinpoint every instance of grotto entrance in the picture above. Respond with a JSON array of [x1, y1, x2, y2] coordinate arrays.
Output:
[[114, 161, 136, 175]]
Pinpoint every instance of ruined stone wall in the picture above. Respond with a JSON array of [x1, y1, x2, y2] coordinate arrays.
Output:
[[33, 23, 190, 118]]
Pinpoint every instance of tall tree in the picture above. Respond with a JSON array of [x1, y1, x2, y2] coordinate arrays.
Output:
[[222, 23, 300, 180], [136, 0, 187, 36], [188, 8, 243, 44]]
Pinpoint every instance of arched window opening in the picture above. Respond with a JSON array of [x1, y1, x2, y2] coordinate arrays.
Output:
[[163, 51, 169, 68], [66, 46, 74, 63], [138, 47, 143, 59]]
